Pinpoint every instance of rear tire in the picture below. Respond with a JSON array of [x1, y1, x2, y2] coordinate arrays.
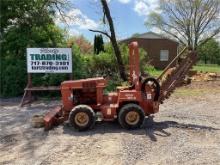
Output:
[[69, 105, 95, 131], [118, 103, 145, 129]]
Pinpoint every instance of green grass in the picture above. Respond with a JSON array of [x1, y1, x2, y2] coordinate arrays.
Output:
[[149, 69, 163, 77], [174, 88, 206, 97], [193, 64, 220, 73], [146, 64, 220, 78], [144, 66, 163, 78]]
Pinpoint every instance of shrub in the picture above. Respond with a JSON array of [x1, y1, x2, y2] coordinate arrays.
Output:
[[88, 51, 118, 77], [0, 57, 27, 97]]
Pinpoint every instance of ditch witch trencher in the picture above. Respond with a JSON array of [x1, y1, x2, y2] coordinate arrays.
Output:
[[44, 42, 197, 131]]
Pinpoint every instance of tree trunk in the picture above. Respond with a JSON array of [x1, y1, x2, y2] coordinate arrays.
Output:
[[204, 55, 207, 64], [101, 0, 127, 81]]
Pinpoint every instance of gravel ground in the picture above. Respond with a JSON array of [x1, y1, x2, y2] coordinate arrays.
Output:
[[0, 81, 220, 165]]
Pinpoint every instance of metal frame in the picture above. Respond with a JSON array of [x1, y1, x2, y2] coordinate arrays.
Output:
[[20, 73, 72, 106]]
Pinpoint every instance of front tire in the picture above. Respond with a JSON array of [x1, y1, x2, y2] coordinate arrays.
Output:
[[118, 103, 145, 129], [69, 105, 95, 131]]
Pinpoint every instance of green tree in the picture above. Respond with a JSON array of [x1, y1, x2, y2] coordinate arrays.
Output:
[[147, 0, 220, 49], [198, 39, 220, 64], [94, 34, 104, 54], [0, 0, 68, 58], [67, 35, 92, 54]]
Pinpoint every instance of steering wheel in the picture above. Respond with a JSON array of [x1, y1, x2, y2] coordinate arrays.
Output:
[[141, 77, 160, 101]]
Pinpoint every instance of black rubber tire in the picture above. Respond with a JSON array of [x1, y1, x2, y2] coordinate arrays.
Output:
[[69, 105, 95, 131], [118, 103, 145, 129]]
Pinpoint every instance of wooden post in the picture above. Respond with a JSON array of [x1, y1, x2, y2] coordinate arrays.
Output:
[[20, 73, 33, 106], [26, 73, 33, 102], [27, 73, 32, 87], [69, 73, 73, 80]]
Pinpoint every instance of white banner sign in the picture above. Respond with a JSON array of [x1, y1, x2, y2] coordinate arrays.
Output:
[[27, 48, 72, 73]]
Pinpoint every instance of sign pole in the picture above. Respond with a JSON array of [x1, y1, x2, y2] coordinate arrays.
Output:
[[20, 73, 33, 106], [27, 73, 33, 102], [69, 73, 73, 80]]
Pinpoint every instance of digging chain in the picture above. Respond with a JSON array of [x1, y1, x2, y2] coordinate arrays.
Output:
[[159, 51, 198, 103]]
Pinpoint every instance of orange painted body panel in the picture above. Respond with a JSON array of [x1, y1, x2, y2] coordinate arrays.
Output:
[[61, 77, 107, 112], [44, 106, 62, 130], [129, 42, 141, 91]]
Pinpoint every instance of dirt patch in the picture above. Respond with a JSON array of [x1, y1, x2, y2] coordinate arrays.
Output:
[[190, 72, 219, 81], [0, 81, 220, 165]]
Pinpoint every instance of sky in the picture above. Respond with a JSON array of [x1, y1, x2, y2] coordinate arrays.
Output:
[[55, 0, 160, 42]]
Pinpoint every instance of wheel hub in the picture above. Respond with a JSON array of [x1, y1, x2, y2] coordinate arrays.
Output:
[[74, 112, 89, 127], [125, 111, 140, 125]]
